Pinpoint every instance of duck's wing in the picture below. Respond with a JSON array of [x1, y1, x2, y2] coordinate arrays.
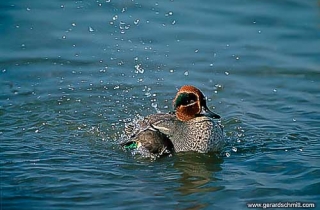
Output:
[[124, 113, 174, 138], [122, 127, 174, 155], [150, 114, 180, 136]]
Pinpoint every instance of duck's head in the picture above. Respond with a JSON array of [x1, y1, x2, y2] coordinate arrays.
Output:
[[173, 85, 220, 121]]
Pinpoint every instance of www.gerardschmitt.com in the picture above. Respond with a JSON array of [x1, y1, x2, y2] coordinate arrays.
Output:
[[246, 201, 316, 209]]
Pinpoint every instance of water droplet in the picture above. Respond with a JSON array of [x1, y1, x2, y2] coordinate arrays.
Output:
[[88, 26, 95, 32], [165, 11, 173, 16], [225, 71, 229, 75], [134, 64, 144, 74], [232, 147, 237, 152], [184, 71, 189, 76], [114, 85, 120, 89], [112, 15, 118, 21], [134, 19, 140, 25], [152, 103, 161, 113], [119, 21, 125, 29], [226, 152, 230, 157]]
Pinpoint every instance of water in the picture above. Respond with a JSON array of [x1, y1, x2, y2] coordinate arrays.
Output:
[[1, 0, 320, 209]]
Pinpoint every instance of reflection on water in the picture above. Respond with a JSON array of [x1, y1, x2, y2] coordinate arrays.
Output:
[[172, 153, 224, 209], [174, 153, 224, 196]]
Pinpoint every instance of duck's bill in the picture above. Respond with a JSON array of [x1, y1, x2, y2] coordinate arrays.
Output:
[[201, 106, 221, 119]]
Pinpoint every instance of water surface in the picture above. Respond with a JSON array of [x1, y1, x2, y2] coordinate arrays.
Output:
[[1, 0, 320, 209]]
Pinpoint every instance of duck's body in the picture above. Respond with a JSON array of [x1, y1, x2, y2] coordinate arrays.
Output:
[[121, 85, 225, 155], [153, 114, 224, 153]]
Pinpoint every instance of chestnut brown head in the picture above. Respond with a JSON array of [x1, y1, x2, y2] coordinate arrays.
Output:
[[173, 85, 220, 121]]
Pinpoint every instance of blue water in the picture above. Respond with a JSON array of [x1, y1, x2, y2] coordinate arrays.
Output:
[[1, 0, 320, 209]]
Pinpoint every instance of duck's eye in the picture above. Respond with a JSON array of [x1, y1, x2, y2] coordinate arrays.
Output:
[[174, 93, 198, 108]]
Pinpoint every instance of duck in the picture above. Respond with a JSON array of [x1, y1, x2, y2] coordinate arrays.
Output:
[[121, 85, 224, 156]]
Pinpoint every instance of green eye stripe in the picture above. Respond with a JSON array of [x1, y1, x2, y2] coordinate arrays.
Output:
[[175, 93, 197, 107]]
